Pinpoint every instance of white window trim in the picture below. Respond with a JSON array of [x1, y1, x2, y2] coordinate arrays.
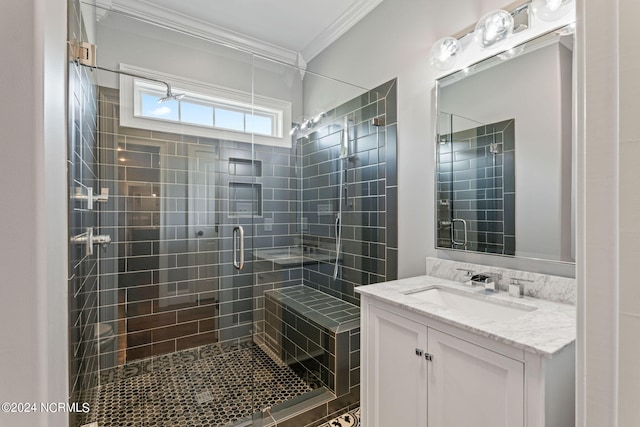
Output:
[[119, 64, 292, 148]]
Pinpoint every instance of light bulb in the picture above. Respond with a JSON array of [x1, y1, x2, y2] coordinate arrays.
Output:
[[429, 37, 460, 71], [474, 10, 514, 49], [531, 0, 574, 22], [497, 45, 525, 60], [312, 112, 325, 124], [546, 0, 562, 11]]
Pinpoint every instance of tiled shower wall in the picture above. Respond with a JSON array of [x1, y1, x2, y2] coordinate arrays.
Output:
[[300, 79, 398, 304], [96, 87, 301, 368], [91, 78, 397, 379], [436, 118, 515, 255], [68, 0, 99, 416]]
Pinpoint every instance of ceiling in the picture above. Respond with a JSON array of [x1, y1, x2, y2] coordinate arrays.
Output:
[[98, 0, 384, 65]]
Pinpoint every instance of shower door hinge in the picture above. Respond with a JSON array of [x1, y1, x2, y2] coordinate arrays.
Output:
[[69, 40, 96, 67]]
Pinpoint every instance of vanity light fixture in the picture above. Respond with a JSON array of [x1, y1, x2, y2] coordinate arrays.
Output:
[[293, 113, 325, 136], [429, 0, 571, 70], [429, 37, 461, 71], [531, 0, 574, 22], [474, 10, 514, 49], [312, 112, 326, 124]]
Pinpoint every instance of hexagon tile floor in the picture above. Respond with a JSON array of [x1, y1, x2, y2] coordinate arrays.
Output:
[[81, 342, 313, 427]]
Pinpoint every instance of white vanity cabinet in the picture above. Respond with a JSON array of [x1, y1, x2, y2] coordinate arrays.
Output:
[[367, 305, 428, 426], [426, 327, 524, 427], [361, 296, 575, 427]]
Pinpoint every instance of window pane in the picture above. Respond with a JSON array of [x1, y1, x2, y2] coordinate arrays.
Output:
[[181, 102, 213, 126], [141, 93, 179, 121], [215, 108, 244, 131], [246, 114, 273, 136]]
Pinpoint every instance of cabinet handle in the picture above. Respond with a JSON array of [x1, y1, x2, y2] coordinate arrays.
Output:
[[415, 348, 423, 356], [425, 353, 433, 361]]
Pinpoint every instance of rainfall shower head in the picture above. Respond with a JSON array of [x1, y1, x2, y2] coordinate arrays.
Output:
[[157, 91, 185, 104]]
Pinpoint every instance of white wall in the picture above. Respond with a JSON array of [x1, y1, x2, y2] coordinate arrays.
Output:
[[439, 42, 573, 262], [578, 0, 640, 425], [0, 1, 68, 426], [576, 0, 619, 425], [617, 0, 640, 423]]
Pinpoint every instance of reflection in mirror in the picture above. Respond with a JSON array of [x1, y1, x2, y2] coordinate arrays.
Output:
[[436, 27, 574, 264], [437, 115, 516, 255]]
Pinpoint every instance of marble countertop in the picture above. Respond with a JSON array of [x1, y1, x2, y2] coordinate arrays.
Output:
[[355, 275, 576, 358]]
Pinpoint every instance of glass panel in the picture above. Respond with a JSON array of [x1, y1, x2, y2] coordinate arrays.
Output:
[[91, 6, 258, 426], [251, 54, 397, 423], [181, 101, 213, 126], [246, 113, 273, 135], [74, 3, 394, 427], [214, 107, 244, 131], [141, 92, 179, 120]]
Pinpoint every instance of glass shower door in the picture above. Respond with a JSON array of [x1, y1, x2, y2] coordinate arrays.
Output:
[[90, 7, 264, 426], [436, 112, 513, 255], [437, 112, 487, 252]]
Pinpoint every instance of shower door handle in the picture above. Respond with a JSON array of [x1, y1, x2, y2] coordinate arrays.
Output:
[[233, 226, 245, 270], [451, 218, 468, 247]]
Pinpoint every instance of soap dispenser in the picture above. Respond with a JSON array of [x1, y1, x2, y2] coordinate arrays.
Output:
[[509, 278, 524, 298]]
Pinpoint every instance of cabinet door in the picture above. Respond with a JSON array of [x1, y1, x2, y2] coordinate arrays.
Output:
[[365, 305, 428, 427], [427, 328, 524, 427]]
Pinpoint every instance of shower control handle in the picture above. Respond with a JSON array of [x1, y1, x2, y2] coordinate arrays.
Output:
[[72, 187, 109, 210], [233, 226, 245, 270], [93, 234, 112, 245], [70, 227, 112, 257]]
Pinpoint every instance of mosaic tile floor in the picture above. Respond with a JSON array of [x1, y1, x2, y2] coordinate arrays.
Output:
[[318, 407, 360, 427], [83, 342, 313, 427]]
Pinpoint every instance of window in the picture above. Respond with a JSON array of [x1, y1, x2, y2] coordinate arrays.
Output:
[[119, 64, 292, 148]]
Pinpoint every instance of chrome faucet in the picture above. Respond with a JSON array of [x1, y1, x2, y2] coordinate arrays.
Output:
[[509, 277, 533, 298], [456, 268, 474, 279], [473, 272, 502, 292]]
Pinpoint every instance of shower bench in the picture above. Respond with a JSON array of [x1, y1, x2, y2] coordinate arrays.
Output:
[[263, 285, 360, 397]]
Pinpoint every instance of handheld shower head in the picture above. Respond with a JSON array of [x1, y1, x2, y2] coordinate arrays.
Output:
[[157, 91, 185, 104], [340, 116, 350, 158]]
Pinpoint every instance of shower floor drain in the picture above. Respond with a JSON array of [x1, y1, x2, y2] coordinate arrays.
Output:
[[195, 390, 215, 404]]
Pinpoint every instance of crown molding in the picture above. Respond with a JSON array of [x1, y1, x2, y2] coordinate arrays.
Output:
[[301, 0, 384, 62], [108, 0, 299, 65], [95, 0, 112, 22]]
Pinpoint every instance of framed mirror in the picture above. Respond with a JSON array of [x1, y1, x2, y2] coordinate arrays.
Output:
[[435, 25, 575, 264]]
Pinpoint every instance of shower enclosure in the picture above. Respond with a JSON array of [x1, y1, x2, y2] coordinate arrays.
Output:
[[68, 1, 397, 426]]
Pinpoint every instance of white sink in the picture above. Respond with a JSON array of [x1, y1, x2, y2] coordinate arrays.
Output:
[[405, 286, 536, 322]]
